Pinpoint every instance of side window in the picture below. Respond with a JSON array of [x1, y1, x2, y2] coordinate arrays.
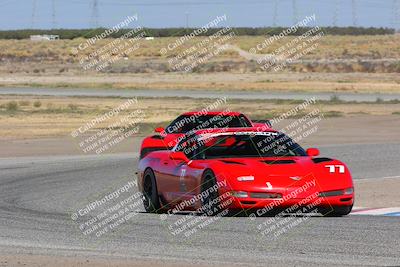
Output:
[[174, 136, 198, 159], [194, 139, 206, 160], [239, 114, 251, 127]]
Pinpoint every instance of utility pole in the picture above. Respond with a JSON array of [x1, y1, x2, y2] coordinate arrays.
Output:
[[352, 0, 358, 26], [273, 0, 278, 26], [333, 0, 339, 26], [292, 0, 298, 24], [185, 12, 189, 29], [31, 0, 36, 29], [91, 0, 99, 28], [393, 0, 400, 30], [52, 0, 57, 29]]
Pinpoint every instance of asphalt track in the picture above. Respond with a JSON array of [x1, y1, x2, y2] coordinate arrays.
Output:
[[1, 143, 400, 266], [1, 87, 400, 102]]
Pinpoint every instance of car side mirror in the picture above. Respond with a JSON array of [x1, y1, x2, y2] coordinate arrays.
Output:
[[154, 127, 165, 133], [169, 151, 190, 163], [306, 148, 320, 157]]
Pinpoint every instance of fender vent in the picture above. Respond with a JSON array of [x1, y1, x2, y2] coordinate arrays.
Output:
[[220, 160, 245, 165], [151, 135, 164, 140], [261, 159, 295, 165], [140, 147, 169, 159], [312, 157, 333, 163]]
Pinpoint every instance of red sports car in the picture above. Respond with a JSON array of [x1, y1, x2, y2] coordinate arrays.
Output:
[[138, 128, 354, 217], [139, 111, 271, 159]]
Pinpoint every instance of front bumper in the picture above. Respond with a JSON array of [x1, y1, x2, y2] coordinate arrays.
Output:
[[223, 191, 354, 210]]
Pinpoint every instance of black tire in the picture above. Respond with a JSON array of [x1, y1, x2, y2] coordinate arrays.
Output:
[[142, 169, 161, 213], [319, 205, 353, 217], [201, 170, 221, 216]]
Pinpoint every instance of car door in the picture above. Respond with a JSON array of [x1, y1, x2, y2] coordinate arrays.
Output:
[[164, 137, 201, 206], [154, 150, 184, 205]]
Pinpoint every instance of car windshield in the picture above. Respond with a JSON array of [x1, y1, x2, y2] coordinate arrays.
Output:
[[165, 114, 252, 134], [193, 132, 306, 159]]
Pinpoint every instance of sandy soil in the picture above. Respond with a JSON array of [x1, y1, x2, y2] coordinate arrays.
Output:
[[1, 72, 400, 93], [1, 95, 400, 140]]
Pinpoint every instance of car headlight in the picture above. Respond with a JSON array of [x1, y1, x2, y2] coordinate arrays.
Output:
[[343, 187, 354, 195], [237, 176, 254, 181], [231, 191, 249, 198]]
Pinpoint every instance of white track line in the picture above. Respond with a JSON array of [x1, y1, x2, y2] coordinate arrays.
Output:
[[355, 175, 400, 182], [351, 206, 400, 216]]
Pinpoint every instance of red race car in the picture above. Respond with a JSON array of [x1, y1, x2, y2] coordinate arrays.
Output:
[[140, 111, 271, 159], [138, 127, 354, 217]]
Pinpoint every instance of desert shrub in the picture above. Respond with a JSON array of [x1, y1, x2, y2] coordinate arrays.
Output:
[[6, 101, 18, 111], [68, 103, 78, 110], [33, 100, 42, 107]]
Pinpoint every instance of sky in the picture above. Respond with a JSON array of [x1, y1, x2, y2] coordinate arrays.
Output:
[[0, 0, 398, 30]]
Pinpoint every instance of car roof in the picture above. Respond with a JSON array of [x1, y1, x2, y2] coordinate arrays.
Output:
[[182, 111, 244, 116], [194, 127, 278, 135]]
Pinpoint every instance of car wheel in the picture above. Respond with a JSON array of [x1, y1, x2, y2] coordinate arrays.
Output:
[[319, 205, 353, 217], [142, 169, 161, 213], [201, 170, 220, 216]]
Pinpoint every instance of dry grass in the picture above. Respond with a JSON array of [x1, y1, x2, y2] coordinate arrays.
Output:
[[1, 95, 399, 139], [1, 35, 400, 92], [1, 72, 400, 93], [1, 35, 400, 61]]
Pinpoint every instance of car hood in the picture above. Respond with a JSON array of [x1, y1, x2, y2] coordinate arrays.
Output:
[[207, 156, 352, 193], [142, 133, 185, 149]]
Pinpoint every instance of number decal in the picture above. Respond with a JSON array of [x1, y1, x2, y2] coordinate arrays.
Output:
[[325, 165, 345, 173], [179, 167, 187, 191]]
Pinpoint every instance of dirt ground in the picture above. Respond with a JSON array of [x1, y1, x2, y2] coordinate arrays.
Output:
[[1, 95, 400, 140], [1, 72, 400, 93]]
